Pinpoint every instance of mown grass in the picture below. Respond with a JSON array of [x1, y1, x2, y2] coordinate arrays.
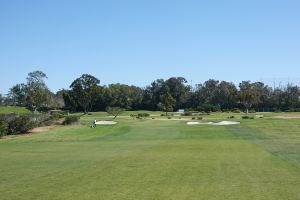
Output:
[[1, 112, 300, 199], [0, 106, 30, 114]]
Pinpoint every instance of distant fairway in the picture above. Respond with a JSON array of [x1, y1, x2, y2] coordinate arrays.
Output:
[[1, 112, 300, 200]]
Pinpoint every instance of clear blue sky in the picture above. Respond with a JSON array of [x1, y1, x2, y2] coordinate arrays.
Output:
[[1, 0, 300, 94]]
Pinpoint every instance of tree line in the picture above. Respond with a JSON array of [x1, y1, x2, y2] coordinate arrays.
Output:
[[2, 71, 300, 113]]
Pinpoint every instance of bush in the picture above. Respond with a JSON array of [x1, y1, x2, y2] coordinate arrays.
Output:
[[130, 114, 137, 118], [33, 114, 53, 126], [137, 113, 150, 118], [161, 113, 174, 116], [168, 117, 172, 119], [248, 109, 256, 113], [0, 113, 60, 137], [242, 115, 255, 119], [50, 113, 65, 121], [181, 111, 193, 116], [63, 116, 80, 125], [228, 116, 235, 119], [7, 114, 35, 134], [288, 108, 300, 112], [0, 113, 36, 135], [197, 104, 220, 112], [0, 120, 8, 138], [191, 117, 196, 120], [231, 108, 241, 113]]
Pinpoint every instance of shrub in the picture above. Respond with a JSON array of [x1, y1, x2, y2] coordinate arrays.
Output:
[[0, 120, 8, 138], [137, 113, 150, 118], [248, 109, 256, 113], [130, 114, 137, 118], [63, 116, 80, 125], [231, 108, 241, 113], [242, 115, 255, 119], [191, 117, 196, 120], [181, 111, 193, 116], [8, 114, 35, 134], [33, 114, 53, 126], [0, 113, 59, 136], [197, 104, 220, 112], [50, 113, 65, 121], [161, 113, 174, 116], [288, 108, 300, 112], [168, 117, 172, 119], [0, 113, 36, 135], [197, 117, 203, 120], [228, 116, 235, 119]]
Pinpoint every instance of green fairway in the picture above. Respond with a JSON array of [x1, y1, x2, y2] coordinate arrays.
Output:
[[1, 113, 300, 199]]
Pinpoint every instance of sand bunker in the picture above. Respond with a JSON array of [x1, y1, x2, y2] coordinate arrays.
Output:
[[95, 121, 117, 125], [272, 115, 300, 119], [29, 125, 56, 133], [187, 121, 240, 126]]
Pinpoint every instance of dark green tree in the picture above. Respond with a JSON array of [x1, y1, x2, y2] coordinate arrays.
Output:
[[25, 71, 52, 113], [165, 77, 191, 110], [9, 71, 51, 113], [238, 81, 261, 114], [8, 84, 27, 106], [158, 86, 176, 115], [70, 74, 100, 114]]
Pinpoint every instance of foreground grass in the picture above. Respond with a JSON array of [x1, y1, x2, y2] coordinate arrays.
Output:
[[1, 113, 300, 199]]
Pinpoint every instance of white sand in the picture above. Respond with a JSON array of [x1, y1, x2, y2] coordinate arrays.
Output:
[[95, 121, 117, 125], [154, 118, 192, 121], [255, 115, 264, 118], [187, 121, 240, 125], [187, 122, 204, 125], [272, 115, 300, 119], [213, 121, 240, 125]]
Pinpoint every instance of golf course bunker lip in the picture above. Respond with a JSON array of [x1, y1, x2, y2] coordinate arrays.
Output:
[[95, 121, 117, 125], [187, 121, 240, 125]]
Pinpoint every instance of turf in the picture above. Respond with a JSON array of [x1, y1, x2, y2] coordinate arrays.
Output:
[[0, 106, 30, 114], [1, 113, 300, 199]]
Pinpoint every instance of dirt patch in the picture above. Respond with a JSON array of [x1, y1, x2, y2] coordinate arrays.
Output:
[[29, 125, 56, 133]]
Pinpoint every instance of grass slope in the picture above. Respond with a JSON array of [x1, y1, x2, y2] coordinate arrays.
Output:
[[1, 113, 300, 200], [0, 106, 30, 114]]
